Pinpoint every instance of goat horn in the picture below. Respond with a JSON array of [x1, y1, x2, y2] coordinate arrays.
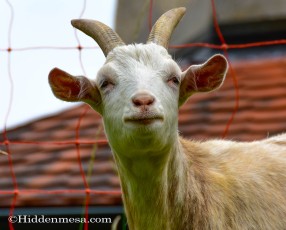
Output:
[[71, 19, 125, 56], [147, 7, 186, 49]]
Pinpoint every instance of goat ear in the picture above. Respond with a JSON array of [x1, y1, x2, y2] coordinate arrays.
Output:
[[48, 68, 102, 111], [179, 54, 228, 106]]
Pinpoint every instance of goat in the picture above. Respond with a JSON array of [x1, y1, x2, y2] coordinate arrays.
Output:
[[48, 7, 286, 230]]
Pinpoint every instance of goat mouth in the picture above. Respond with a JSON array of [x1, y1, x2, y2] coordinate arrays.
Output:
[[124, 115, 164, 125]]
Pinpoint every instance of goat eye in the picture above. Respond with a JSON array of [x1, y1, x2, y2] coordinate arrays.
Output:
[[99, 79, 114, 92], [168, 76, 180, 86], [100, 80, 109, 88]]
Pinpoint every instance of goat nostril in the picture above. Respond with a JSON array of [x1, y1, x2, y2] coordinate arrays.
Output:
[[133, 99, 142, 107], [146, 98, 154, 105], [132, 93, 155, 107]]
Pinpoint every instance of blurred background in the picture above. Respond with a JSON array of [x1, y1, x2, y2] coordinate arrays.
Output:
[[1, 0, 286, 229]]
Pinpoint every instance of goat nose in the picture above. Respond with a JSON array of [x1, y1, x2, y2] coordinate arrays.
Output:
[[132, 93, 155, 108]]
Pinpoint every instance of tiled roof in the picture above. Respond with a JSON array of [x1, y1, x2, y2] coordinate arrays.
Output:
[[1, 56, 286, 207]]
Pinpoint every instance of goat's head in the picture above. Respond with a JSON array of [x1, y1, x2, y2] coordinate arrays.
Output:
[[49, 7, 228, 155]]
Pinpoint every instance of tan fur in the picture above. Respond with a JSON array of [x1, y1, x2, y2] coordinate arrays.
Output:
[[115, 134, 286, 230]]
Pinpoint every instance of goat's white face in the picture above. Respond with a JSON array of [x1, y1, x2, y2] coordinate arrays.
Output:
[[97, 44, 181, 154]]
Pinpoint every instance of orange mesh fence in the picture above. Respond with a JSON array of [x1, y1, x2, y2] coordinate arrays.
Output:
[[1, 0, 286, 229]]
